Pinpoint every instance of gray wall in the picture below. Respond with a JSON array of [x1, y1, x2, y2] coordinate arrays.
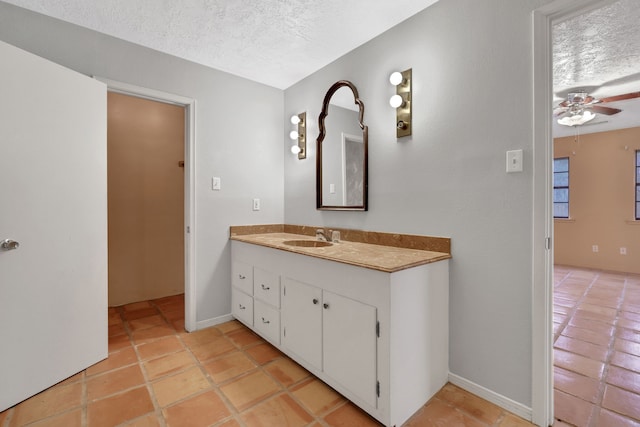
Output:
[[0, 0, 557, 411], [0, 2, 285, 325], [284, 0, 552, 407]]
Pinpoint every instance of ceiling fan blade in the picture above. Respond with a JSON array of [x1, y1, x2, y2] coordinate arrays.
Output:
[[590, 105, 622, 115], [599, 91, 640, 103], [558, 100, 569, 108]]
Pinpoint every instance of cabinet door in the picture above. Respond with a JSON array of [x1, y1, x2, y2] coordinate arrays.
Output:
[[254, 267, 280, 308], [232, 261, 253, 295], [281, 278, 322, 369], [232, 288, 253, 326], [254, 299, 280, 345], [323, 291, 377, 408]]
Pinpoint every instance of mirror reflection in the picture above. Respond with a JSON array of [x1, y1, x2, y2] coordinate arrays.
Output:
[[316, 81, 368, 211]]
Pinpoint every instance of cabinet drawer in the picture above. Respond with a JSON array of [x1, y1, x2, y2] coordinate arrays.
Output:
[[254, 300, 280, 345], [232, 261, 253, 295], [254, 268, 280, 308], [232, 288, 253, 326]]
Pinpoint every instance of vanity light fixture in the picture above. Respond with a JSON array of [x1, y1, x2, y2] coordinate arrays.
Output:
[[289, 112, 306, 159], [389, 68, 412, 138]]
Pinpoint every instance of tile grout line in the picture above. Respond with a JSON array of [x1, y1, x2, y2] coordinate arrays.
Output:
[[175, 327, 242, 427], [127, 302, 168, 427], [553, 269, 599, 427], [586, 273, 625, 427], [554, 269, 600, 344]]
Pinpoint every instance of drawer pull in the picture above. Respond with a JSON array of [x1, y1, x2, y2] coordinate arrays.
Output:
[[323, 303, 329, 309], [238, 304, 246, 310], [238, 274, 246, 280], [261, 317, 270, 324], [312, 298, 319, 305], [261, 284, 270, 291]]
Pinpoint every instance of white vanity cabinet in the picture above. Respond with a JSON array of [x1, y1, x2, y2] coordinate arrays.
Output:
[[231, 240, 449, 427]]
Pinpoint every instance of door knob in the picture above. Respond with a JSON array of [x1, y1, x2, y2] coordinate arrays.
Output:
[[323, 303, 329, 309], [312, 298, 319, 305], [1, 239, 19, 250]]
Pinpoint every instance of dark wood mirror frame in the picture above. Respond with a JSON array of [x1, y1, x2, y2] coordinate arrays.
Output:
[[316, 80, 368, 211]]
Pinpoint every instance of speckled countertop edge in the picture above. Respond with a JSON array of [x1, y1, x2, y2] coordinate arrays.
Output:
[[229, 225, 451, 273]]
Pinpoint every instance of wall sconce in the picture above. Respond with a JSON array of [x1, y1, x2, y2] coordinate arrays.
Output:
[[389, 68, 412, 138], [290, 112, 306, 159]]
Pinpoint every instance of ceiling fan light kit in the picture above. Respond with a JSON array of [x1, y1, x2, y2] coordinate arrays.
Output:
[[554, 90, 638, 127], [557, 110, 595, 127]]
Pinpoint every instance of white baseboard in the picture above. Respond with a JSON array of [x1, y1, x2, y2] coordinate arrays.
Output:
[[195, 313, 234, 330], [448, 373, 532, 422]]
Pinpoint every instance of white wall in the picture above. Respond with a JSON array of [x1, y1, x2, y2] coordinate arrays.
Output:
[[284, 0, 553, 408], [0, 2, 285, 325]]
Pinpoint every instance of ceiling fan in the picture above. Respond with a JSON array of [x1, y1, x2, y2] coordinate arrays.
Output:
[[554, 91, 640, 126]]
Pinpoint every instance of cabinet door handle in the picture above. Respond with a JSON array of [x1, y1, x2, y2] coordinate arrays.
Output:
[[238, 274, 246, 280], [323, 303, 329, 309], [261, 284, 270, 291], [312, 298, 319, 305], [261, 317, 270, 324], [238, 304, 246, 310]]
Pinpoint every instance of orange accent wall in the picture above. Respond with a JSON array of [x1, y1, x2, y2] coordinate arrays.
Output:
[[554, 126, 640, 274], [107, 92, 185, 306]]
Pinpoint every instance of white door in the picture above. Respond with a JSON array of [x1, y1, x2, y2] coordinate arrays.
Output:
[[281, 278, 322, 368], [323, 291, 377, 408], [0, 41, 107, 411]]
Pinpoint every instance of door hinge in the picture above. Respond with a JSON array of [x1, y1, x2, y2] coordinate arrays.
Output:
[[283, 286, 286, 296], [376, 381, 380, 397], [376, 321, 380, 338], [283, 327, 286, 337], [186, 226, 190, 233], [545, 237, 551, 250]]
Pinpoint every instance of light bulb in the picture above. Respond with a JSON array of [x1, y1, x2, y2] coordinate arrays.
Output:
[[290, 115, 300, 125], [389, 94, 403, 108], [289, 130, 299, 140], [291, 145, 301, 154], [389, 71, 403, 86]]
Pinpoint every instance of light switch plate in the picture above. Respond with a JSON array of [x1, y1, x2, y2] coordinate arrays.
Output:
[[212, 177, 221, 190], [252, 198, 260, 211], [506, 150, 523, 173]]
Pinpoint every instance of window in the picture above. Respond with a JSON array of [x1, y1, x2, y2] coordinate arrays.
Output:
[[553, 157, 570, 218], [636, 150, 640, 220]]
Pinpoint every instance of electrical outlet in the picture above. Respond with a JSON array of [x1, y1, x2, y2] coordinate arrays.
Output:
[[592, 245, 599, 253], [252, 198, 260, 211], [620, 247, 627, 255]]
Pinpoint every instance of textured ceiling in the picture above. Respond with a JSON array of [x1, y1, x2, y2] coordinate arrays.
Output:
[[2, 0, 439, 89], [4, 0, 638, 135], [553, 0, 640, 136]]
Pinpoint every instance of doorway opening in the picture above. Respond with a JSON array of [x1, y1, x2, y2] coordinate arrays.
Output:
[[97, 77, 196, 332], [107, 92, 185, 307], [533, 1, 640, 425]]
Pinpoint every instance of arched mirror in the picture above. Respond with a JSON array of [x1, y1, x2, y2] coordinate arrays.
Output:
[[316, 81, 368, 211]]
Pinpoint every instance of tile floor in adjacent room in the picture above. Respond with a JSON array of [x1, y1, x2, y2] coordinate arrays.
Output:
[[0, 293, 535, 427], [553, 265, 640, 427]]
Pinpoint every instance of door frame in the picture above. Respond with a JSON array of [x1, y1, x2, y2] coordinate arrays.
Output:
[[531, 1, 617, 425], [95, 76, 197, 332]]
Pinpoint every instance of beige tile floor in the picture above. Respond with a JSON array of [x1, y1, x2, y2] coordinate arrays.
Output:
[[553, 265, 640, 427], [0, 294, 535, 426]]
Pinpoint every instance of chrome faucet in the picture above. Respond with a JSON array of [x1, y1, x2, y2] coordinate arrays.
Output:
[[316, 229, 328, 241], [316, 228, 340, 243]]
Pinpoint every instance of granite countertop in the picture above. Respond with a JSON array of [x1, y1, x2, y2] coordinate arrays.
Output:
[[230, 229, 451, 273]]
